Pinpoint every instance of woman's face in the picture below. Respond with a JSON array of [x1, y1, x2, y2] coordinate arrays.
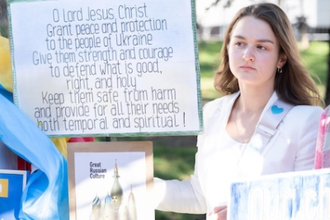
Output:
[[227, 16, 286, 88]]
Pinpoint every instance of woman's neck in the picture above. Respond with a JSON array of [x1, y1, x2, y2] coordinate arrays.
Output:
[[237, 87, 274, 113]]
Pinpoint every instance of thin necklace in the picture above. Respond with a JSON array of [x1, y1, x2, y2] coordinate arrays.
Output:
[[234, 104, 255, 149], [234, 103, 256, 168]]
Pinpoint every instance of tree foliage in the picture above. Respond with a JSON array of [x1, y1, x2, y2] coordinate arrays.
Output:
[[205, 0, 234, 10]]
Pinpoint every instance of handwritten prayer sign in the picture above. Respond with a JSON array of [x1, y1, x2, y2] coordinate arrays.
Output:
[[7, 0, 202, 137], [228, 168, 330, 220]]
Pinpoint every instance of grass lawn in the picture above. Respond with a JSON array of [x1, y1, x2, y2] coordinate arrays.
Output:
[[154, 40, 329, 220], [199, 40, 329, 101]]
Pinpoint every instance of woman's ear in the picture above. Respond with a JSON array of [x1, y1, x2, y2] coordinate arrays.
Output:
[[277, 53, 287, 68]]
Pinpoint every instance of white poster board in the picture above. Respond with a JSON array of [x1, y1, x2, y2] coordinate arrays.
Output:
[[7, 0, 202, 137], [228, 168, 330, 220], [67, 141, 154, 220]]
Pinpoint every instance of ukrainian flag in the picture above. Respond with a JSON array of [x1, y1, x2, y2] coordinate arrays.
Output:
[[0, 178, 9, 198], [0, 94, 69, 219]]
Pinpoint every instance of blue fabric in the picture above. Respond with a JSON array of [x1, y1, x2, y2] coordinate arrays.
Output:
[[0, 85, 13, 102], [0, 94, 69, 220]]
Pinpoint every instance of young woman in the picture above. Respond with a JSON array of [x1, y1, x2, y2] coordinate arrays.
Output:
[[154, 3, 324, 220]]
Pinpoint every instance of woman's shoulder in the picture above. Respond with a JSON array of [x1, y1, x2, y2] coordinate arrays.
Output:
[[285, 104, 323, 126], [289, 105, 323, 117]]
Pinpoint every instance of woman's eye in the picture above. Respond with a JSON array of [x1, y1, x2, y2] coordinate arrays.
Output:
[[257, 45, 266, 50], [235, 42, 244, 47]]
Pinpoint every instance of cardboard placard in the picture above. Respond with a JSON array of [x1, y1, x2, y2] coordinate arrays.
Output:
[[7, 0, 202, 137], [229, 168, 330, 220], [67, 141, 154, 220], [0, 169, 27, 220]]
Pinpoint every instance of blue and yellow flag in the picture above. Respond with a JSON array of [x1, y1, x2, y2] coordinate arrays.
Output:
[[0, 36, 13, 102], [0, 35, 69, 219], [0, 94, 69, 219]]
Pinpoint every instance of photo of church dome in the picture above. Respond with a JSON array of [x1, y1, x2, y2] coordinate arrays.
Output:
[[67, 141, 154, 220], [90, 160, 138, 220]]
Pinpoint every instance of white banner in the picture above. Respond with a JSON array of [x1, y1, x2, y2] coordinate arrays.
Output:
[[8, 0, 202, 136]]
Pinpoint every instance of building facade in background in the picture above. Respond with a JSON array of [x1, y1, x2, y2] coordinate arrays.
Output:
[[196, 0, 330, 41]]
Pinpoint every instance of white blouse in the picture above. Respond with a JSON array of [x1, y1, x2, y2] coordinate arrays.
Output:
[[154, 92, 323, 216]]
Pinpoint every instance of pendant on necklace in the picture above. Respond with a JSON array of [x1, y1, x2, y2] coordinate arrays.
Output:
[[239, 143, 245, 150]]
